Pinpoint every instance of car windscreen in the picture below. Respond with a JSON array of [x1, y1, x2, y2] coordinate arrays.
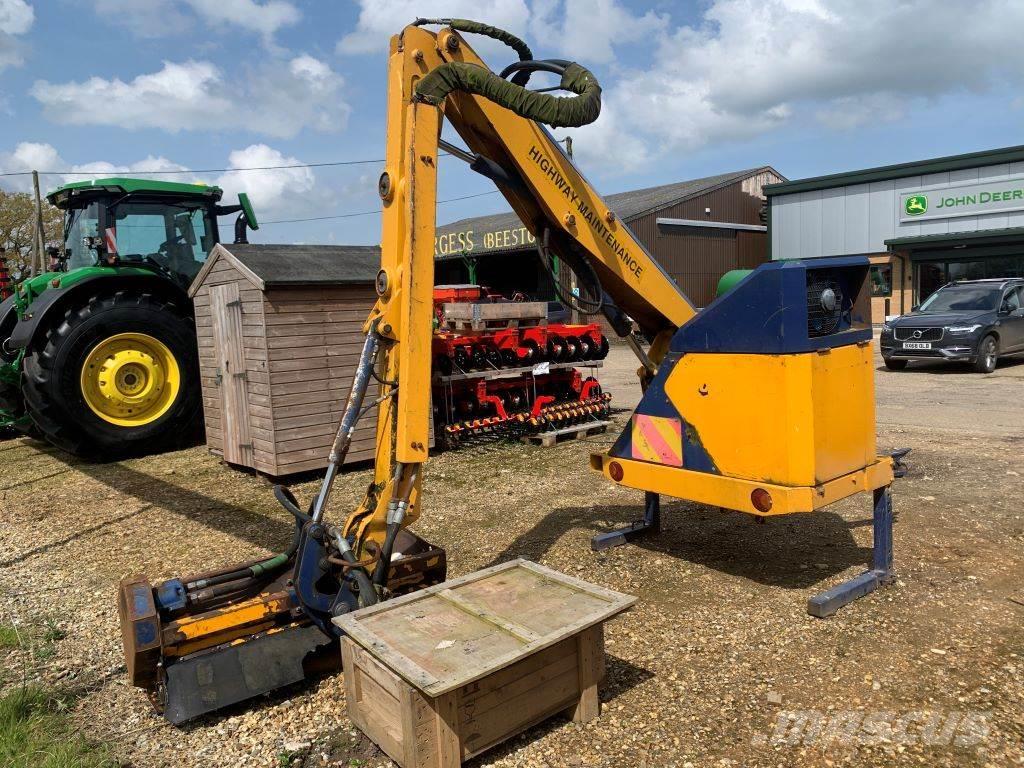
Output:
[[919, 285, 1001, 312]]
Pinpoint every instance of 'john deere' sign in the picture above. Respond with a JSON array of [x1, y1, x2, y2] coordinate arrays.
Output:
[[899, 176, 1024, 222]]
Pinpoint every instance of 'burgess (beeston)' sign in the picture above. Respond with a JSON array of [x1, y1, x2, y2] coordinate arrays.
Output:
[[434, 226, 536, 257], [900, 176, 1024, 222]]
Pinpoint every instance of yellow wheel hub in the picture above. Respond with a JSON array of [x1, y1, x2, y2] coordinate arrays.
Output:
[[80, 332, 181, 427]]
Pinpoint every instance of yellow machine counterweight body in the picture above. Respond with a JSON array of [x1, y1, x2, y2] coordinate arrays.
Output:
[[665, 343, 877, 488]]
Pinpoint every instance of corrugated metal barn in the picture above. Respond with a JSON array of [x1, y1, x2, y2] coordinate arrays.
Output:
[[434, 166, 783, 309]]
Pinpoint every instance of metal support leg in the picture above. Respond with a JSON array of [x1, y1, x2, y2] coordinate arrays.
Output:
[[807, 485, 894, 618], [591, 492, 661, 551]]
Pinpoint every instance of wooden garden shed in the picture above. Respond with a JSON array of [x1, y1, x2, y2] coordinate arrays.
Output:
[[189, 243, 381, 476]]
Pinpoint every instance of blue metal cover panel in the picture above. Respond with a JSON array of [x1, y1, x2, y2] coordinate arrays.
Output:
[[669, 255, 872, 355]]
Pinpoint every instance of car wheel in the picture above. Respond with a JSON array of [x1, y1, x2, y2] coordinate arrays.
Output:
[[972, 334, 998, 374], [883, 358, 907, 371]]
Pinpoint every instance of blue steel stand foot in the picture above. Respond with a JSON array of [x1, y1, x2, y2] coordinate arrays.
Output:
[[807, 485, 894, 618], [592, 492, 661, 551]]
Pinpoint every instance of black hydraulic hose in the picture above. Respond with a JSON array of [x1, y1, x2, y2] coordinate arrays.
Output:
[[497, 59, 567, 81], [184, 489, 307, 594], [537, 228, 605, 315], [330, 528, 379, 608], [372, 466, 418, 586], [372, 524, 400, 587], [274, 485, 312, 526]]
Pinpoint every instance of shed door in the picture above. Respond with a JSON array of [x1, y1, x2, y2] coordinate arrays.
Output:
[[210, 282, 253, 466]]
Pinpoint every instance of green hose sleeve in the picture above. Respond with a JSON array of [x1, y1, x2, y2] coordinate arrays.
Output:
[[443, 19, 532, 61], [415, 61, 601, 128], [249, 552, 289, 577]]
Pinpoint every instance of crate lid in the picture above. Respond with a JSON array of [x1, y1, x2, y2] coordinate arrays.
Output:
[[333, 559, 635, 696]]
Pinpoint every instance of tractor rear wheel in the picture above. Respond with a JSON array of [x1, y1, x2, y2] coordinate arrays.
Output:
[[22, 292, 202, 459], [0, 304, 25, 434]]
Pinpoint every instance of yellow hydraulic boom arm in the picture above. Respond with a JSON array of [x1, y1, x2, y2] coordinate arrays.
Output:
[[328, 20, 695, 561]]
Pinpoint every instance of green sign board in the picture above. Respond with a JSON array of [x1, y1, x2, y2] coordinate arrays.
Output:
[[899, 176, 1024, 222]]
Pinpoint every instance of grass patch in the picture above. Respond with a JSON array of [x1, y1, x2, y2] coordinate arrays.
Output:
[[0, 623, 21, 649], [0, 617, 66, 659], [0, 686, 114, 768]]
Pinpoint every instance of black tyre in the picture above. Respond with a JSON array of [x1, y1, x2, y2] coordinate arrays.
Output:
[[883, 358, 908, 371], [22, 292, 202, 459], [973, 334, 998, 374], [0, 300, 26, 434]]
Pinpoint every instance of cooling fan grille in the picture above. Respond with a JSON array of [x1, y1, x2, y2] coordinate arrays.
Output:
[[806, 273, 847, 337]]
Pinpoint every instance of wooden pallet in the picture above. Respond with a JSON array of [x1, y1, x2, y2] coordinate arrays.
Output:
[[521, 419, 610, 447], [334, 559, 635, 768], [440, 300, 547, 331]]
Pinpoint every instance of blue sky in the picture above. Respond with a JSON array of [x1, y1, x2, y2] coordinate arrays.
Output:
[[1, 0, 1023, 246]]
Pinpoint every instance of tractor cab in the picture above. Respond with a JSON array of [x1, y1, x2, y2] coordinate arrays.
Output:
[[48, 178, 258, 289]]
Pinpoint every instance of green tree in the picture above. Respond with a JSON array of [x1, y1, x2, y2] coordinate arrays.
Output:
[[0, 190, 64, 282]]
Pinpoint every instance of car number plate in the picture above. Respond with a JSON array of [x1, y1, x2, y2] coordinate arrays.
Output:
[[902, 341, 931, 350]]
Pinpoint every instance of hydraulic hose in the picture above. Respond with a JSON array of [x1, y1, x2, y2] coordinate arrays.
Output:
[[330, 527, 378, 607], [413, 17, 598, 127], [184, 487, 308, 595], [372, 465, 419, 586], [414, 18, 533, 63], [416, 59, 601, 129]]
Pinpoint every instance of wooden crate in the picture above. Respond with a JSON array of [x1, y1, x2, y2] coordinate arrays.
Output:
[[334, 559, 635, 768]]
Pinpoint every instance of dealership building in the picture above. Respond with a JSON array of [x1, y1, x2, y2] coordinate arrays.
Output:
[[434, 166, 783, 312], [766, 144, 1024, 321]]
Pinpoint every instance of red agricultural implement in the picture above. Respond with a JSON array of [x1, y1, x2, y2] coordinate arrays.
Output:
[[430, 285, 612, 447]]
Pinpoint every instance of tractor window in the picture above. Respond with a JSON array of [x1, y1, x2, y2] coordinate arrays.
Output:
[[114, 206, 167, 260], [63, 202, 102, 270], [112, 202, 214, 283]]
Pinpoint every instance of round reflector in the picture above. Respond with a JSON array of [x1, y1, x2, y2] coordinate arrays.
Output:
[[608, 461, 624, 482], [751, 488, 773, 513]]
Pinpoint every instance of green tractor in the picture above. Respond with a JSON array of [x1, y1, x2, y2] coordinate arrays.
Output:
[[0, 178, 258, 459]]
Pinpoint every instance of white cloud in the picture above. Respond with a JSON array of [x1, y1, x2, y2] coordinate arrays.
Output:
[[0, 0, 33, 72], [337, 1, 531, 60], [529, 0, 667, 65], [571, 0, 1024, 171], [0, 142, 191, 193], [215, 144, 322, 218], [31, 56, 350, 138], [0, 142, 332, 224], [184, 0, 299, 39], [91, 0, 298, 42]]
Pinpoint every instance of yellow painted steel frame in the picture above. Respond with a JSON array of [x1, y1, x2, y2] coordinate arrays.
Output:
[[342, 25, 695, 555], [160, 592, 295, 659], [591, 453, 894, 517]]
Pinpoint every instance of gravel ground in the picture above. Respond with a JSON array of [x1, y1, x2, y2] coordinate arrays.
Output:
[[1, 381, 1022, 766]]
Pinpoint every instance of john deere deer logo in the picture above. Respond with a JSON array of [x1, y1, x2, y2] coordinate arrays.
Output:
[[905, 194, 928, 216]]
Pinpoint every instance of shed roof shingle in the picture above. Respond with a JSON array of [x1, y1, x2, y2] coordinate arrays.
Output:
[[220, 243, 381, 286]]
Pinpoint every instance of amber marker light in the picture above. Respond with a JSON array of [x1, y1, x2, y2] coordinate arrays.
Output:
[[751, 488, 773, 513]]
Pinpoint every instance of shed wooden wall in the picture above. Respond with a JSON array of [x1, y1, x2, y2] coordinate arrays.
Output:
[[193, 255, 378, 477], [260, 285, 379, 475]]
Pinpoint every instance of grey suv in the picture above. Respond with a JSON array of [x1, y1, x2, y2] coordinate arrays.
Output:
[[879, 278, 1024, 373]]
